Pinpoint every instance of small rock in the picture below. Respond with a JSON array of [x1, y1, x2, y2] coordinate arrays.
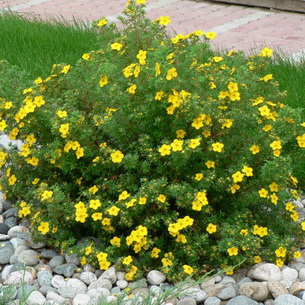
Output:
[[65, 253, 80, 265], [181, 287, 208, 303], [46, 291, 68, 303], [17, 249, 40, 266], [116, 279, 128, 289], [25, 290, 46, 305], [51, 275, 67, 289], [111, 286, 121, 295], [147, 270, 166, 285], [3, 270, 34, 286], [5, 216, 18, 228], [299, 268, 305, 281], [240, 282, 269, 301], [27, 239, 46, 249], [0, 241, 14, 264], [7, 225, 30, 240], [88, 278, 112, 291], [80, 271, 97, 285], [202, 283, 224, 297], [216, 283, 237, 300], [49, 255, 65, 269], [73, 294, 90, 305], [226, 295, 259, 305], [2, 207, 18, 218], [280, 266, 298, 288], [100, 266, 117, 284], [39, 286, 58, 296], [16, 285, 36, 299], [200, 277, 216, 289], [0, 234, 9, 241], [204, 296, 221, 305], [37, 270, 53, 287], [219, 276, 236, 285], [177, 298, 196, 305], [237, 277, 253, 288], [251, 263, 283, 281], [87, 287, 110, 298], [150, 285, 163, 296], [290, 281, 305, 295], [267, 280, 289, 298], [41, 249, 58, 259], [106, 295, 117, 303], [10, 237, 27, 249], [0, 223, 9, 234], [53, 263, 77, 278], [274, 294, 305, 305]]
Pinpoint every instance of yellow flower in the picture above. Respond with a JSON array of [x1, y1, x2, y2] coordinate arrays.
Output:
[[41, 190, 53, 201], [275, 246, 286, 258], [151, 247, 161, 258], [205, 31, 217, 40], [161, 258, 173, 267], [38, 222, 50, 235], [89, 199, 101, 210], [294, 251, 301, 259], [123, 255, 133, 265], [250, 145, 260, 154], [240, 229, 248, 236], [85, 246, 93, 255], [92, 213, 103, 221], [107, 206, 120, 216], [227, 247, 238, 256], [0, 120, 7, 131], [260, 47, 273, 57], [253, 225, 268, 237], [258, 188, 268, 198], [97, 18, 107, 26], [276, 259, 284, 268], [8, 175, 17, 186], [254, 256, 262, 263], [127, 84, 137, 94], [270, 193, 278, 205], [260, 74, 273, 82], [56, 110, 67, 118], [110, 237, 121, 247], [262, 124, 272, 132], [171, 139, 183, 151], [269, 182, 279, 192], [205, 160, 215, 168], [59, 123, 69, 138], [89, 185, 99, 194], [111, 42, 123, 50], [176, 129, 186, 138], [136, 50, 147, 65], [154, 16, 171, 26], [76, 147, 84, 159], [157, 194, 166, 203], [212, 142, 224, 152], [195, 173, 203, 181], [138, 197, 147, 205], [176, 234, 187, 243], [158, 144, 171, 156], [206, 223, 217, 234], [188, 138, 201, 149], [183, 265, 194, 275], [111, 150, 124, 163], [82, 53, 91, 60], [232, 171, 244, 183], [99, 76, 108, 87], [166, 68, 178, 81], [136, 0, 146, 4], [119, 191, 130, 201], [270, 140, 282, 150]]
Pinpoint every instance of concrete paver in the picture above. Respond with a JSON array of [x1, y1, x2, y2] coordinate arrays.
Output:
[[0, 0, 305, 58]]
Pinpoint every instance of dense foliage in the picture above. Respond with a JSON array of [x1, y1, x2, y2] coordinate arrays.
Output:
[[1, 0, 305, 281]]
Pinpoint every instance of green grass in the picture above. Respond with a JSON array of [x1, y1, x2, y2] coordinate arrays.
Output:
[[0, 11, 116, 79]]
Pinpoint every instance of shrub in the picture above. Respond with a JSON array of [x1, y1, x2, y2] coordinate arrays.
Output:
[[1, 0, 305, 282]]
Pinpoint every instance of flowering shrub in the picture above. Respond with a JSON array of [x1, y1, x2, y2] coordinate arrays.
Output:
[[1, 0, 305, 281]]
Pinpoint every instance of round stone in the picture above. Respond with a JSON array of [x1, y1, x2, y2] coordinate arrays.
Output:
[[0, 223, 9, 234], [73, 294, 90, 305], [17, 249, 40, 266], [147, 270, 166, 285], [0, 241, 14, 264], [37, 270, 53, 287], [49, 255, 64, 269]]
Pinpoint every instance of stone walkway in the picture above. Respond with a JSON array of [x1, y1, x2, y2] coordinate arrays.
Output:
[[1, 0, 305, 57]]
